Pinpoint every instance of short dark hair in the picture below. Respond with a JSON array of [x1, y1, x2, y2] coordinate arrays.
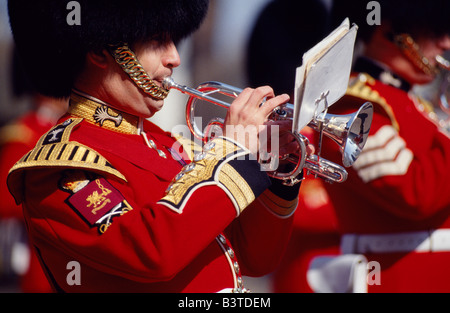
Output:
[[8, 0, 209, 98]]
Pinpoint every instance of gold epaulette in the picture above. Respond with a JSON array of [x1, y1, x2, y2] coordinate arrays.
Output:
[[172, 134, 203, 161], [8, 118, 126, 182], [159, 137, 255, 216], [347, 73, 400, 131]]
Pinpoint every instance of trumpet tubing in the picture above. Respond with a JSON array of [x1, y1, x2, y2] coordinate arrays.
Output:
[[305, 155, 348, 183], [163, 77, 373, 185]]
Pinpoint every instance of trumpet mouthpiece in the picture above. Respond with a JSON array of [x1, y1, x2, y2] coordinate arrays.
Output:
[[162, 76, 175, 90]]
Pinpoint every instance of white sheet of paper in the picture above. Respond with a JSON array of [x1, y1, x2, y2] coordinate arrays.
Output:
[[293, 19, 358, 132]]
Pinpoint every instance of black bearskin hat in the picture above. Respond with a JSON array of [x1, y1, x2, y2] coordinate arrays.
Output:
[[331, 0, 450, 43], [247, 0, 331, 96], [8, 0, 209, 98]]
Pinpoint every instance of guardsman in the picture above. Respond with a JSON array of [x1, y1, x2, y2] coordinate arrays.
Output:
[[6, 0, 304, 292], [322, 0, 450, 292]]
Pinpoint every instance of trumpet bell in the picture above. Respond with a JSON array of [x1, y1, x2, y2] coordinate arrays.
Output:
[[313, 102, 373, 167]]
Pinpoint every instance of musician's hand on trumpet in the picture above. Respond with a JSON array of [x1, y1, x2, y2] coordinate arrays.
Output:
[[222, 86, 315, 161], [222, 86, 288, 155], [264, 119, 315, 162]]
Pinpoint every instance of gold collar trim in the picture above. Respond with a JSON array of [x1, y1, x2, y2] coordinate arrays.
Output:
[[68, 90, 140, 135]]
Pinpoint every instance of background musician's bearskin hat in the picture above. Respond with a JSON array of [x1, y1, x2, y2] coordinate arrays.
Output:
[[246, 0, 331, 96], [8, 0, 209, 98], [331, 0, 450, 43]]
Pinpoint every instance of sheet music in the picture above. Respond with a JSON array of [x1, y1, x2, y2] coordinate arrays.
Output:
[[293, 18, 358, 132]]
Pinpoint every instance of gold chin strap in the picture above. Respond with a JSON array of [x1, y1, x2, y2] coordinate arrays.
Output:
[[108, 43, 170, 100], [393, 33, 437, 76]]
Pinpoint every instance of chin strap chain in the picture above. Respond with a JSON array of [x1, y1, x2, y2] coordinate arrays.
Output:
[[108, 43, 170, 100], [393, 33, 437, 76]]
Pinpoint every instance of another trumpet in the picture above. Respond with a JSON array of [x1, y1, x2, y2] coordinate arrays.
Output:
[[163, 77, 373, 185], [436, 55, 450, 71], [436, 55, 450, 113]]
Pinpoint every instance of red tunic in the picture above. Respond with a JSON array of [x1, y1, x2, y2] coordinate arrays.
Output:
[[322, 61, 450, 292], [7, 93, 299, 293], [272, 178, 340, 293]]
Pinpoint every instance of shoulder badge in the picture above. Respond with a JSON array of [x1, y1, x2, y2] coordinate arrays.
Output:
[[8, 118, 126, 205], [347, 74, 400, 131], [60, 170, 133, 234], [158, 137, 267, 216], [172, 134, 203, 161], [9, 118, 126, 181]]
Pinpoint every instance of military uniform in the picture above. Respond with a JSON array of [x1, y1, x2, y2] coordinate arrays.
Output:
[[322, 57, 450, 292], [7, 92, 299, 292], [272, 178, 340, 293]]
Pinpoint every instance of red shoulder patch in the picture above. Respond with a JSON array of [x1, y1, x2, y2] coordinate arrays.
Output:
[[67, 178, 125, 226]]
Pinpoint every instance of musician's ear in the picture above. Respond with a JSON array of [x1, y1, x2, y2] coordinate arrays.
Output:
[[86, 50, 109, 69], [378, 21, 395, 42]]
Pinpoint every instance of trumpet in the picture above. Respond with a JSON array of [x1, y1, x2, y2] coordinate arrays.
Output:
[[163, 77, 373, 185], [436, 55, 450, 113]]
